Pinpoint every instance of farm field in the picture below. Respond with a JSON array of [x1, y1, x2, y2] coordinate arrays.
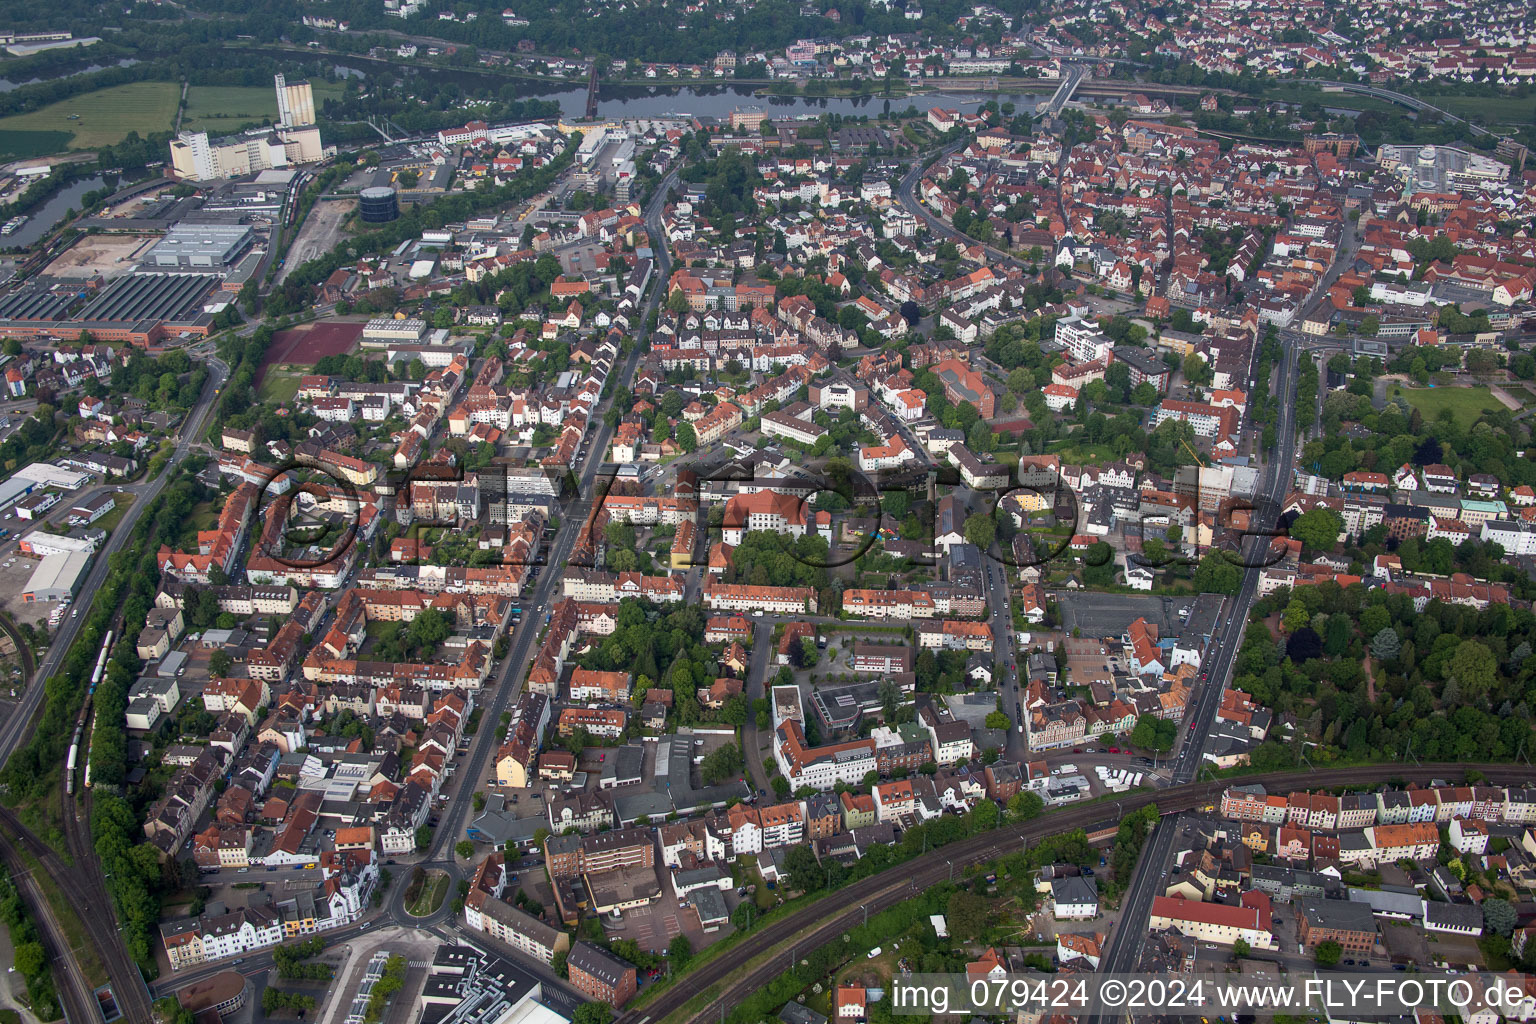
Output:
[[0, 82, 181, 153], [179, 81, 344, 133], [1392, 384, 1504, 427], [0, 129, 74, 163]]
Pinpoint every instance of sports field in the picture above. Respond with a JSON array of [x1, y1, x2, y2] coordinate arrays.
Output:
[[1393, 385, 1503, 427], [265, 321, 363, 366], [0, 81, 181, 152]]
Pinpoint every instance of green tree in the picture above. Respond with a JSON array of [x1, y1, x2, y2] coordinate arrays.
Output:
[[969, 799, 1000, 831], [1282, 599, 1311, 634], [1192, 552, 1241, 595], [947, 889, 990, 939], [1289, 508, 1343, 553], [700, 743, 744, 784], [455, 840, 475, 860], [963, 513, 996, 551], [1484, 898, 1516, 937], [12, 941, 45, 979], [1007, 791, 1044, 821], [1370, 627, 1401, 661], [1314, 940, 1342, 967], [668, 934, 694, 969], [1448, 639, 1497, 701], [573, 1003, 613, 1024]]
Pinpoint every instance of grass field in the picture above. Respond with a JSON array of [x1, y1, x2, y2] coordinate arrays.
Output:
[[180, 82, 345, 133], [175, 499, 219, 548], [257, 367, 303, 405], [93, 492, 135, 536], [1418, 93, 1536, 126], [1257, 84, 1403, 115], [0, 82, 180, 153], [1392, 384, 1503, 426], [0, 129, 74, 163]]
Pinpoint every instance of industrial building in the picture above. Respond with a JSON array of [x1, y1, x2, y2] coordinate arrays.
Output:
[[359, 186, 400, 224], [274, 74, 316, 128], [169, 124, 329, 183], [362, 318, 427, 345], [0, 271, 221, 345], [0, 461, 89, 513], [0, 286, 72, 322], [78, 273, 218, 324], [145, 224, 255, 269], [1377, 144, 1512, 193], [168, 74, 323, 183], [22, 550, 90, 603], [13, 463, 91, 489]]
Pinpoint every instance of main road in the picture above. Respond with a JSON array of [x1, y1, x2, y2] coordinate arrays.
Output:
[[383, 164, 679, 926], [1091, 330, 1304, 1021], [0, 353, 228, 1023], [896, 142, 1032, 275], [0, 356, 229, 764]]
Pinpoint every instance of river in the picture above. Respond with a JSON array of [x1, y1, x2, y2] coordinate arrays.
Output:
[[320, 55, 1046, 119], [3, 175, 107, 248], [0, 59, 139, 93]]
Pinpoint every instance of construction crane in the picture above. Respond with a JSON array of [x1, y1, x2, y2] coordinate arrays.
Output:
[[1180, 436, 1207, 468]]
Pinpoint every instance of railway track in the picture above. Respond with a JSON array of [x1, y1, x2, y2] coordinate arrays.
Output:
[[625, 763, 1536, 1024], [0, 798, 153, 1023], [0, 827, 98, 1024]]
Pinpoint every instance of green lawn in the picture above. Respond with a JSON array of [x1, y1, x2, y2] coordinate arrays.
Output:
[[180, 82, 345, 133], [174, 499, 218, 548], [0, 82, 181, 153], [257, 368, 302, 405], [93, 492, 135, 536], [406, 870, 450, 917], [1392, 384, 1503, 427]]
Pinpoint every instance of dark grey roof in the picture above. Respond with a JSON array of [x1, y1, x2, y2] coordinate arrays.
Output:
[[567, 941, 635, 987]]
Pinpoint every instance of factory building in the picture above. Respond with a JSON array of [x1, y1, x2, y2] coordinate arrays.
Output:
[[145, 224, 255, 269], [274, 74, 316, 128], [22, 550, 90, 603]]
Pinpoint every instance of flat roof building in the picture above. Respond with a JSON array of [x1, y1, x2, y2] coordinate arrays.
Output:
[[146, 224, 255, 269]]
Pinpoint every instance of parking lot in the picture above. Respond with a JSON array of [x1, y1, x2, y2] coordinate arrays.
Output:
[[1056, 592, 1193, 638], [605, 874, 714, 957], [0, 551, 50, 628]]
